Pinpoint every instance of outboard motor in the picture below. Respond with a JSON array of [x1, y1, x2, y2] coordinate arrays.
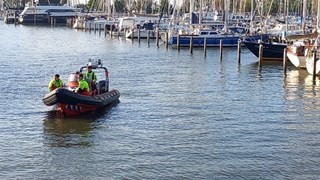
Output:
[[68, 73, 79, 91]]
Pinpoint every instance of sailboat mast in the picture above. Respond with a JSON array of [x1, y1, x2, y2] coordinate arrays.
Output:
[[317, 0, 320, 29], [224, 0, 229, 33], [250, 0, 254, 23], [199, 0, 203, 26], [286, 0, 289, 33], [302, 0, 307, 34], [190, 0, 194, 25]]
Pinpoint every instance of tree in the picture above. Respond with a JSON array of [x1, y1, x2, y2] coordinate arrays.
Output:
[[115, 0, 126, 13], [159, 0, 168, 15]]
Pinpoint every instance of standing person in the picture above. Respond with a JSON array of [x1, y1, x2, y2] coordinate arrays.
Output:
[[48, 74, 64, 92], [85, 65, 97, 94], [75, 74, 90, 95]]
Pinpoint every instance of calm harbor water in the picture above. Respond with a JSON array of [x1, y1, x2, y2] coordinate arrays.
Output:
[[1, 21, 320, 179]]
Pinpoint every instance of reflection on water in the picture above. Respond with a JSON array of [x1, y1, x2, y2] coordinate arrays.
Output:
[[42, 101, 119, 147], [284, 69, 320, 99], [43, 111, 95, 147]]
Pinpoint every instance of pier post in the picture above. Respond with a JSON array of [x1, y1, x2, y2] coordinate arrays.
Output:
[[89, 22, 91, 33], [34, 15, 36, 26], [51, 17, 54, 27], [117, 27, 120, 39], [104, 23, 107, 37], [313, 50, 317, 83], [177, 35, 181, 52], [237, 40, 241, 64], [47, 12, 51, 25], [54, 18, 56, 27], [219, 40, 223, 62], [156, 29, 160, 48], [204, 37, 207, 57], [138, 28, 141, 45], [98, 23, 101, 36], [110, 25, 113, 38], [189, 36, 193, 54], [94, 23, 96, 34], [124, 27, 127, 39], [283, 48, 288, 75], [131, 28, 134, 43], [14, 12, 16, 25], [258, 44, 263, 68], [147, 30, 150, 47], [165, 31, 169, 49]]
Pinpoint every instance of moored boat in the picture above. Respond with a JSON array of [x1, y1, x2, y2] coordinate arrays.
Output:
[[243, 40, 287, 61], [43, 59, 120, 116], [306, 56, 320, 75], [286, 33, 318, 69], [166, 29, 269, 47], [18, 5, 80, 24]]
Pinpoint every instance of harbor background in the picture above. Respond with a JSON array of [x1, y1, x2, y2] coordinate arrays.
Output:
[[1, 21, 320, 179]]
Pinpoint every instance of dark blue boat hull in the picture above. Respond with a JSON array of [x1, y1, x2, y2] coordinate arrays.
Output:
[[170, 34, 270, 47], [19, 14, 75, 24], [243, 41, 287, 61]]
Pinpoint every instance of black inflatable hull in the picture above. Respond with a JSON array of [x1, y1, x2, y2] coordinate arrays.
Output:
[[43, 88, 120, 116]]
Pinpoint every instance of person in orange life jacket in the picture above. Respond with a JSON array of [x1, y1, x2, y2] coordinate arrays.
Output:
[[85, 65, 97, 94], [48, 74, 64, 92], [75, 74, 90, 95]]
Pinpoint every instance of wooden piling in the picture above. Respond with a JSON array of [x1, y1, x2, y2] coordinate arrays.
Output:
[[165, 31, 169, 49], [110, 25, 113, 38], [258, 44, 263, 68], [219, 40, 223, 62], [54, 18, 57, 27], [47, 12, 51, 25], [138, 28, 141, 45], [147, 30, 150, 47], [177, 35, 181, 52], [89, 22, 91, 33], [104, 23, 107, 37], [94, 23, 96, 33], [237, 40, 241, 64], [124, 27, 127, 38], [14, 12, 16, 25], [34, 15, 36, 25], [98, 23, 101, 36], [156, 29, 159, 48], [189, 36, 193, 54], [204, 38, 208, 55], [51, 17, 53, 27], [313, 50, 317, 83], [283, 48, 287, 75], [131, 28, 134, 42]]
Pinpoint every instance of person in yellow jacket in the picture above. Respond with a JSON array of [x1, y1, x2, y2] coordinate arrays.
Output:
[[85, 65, 97, 94], [48, 74, 64, 92], [75, 74, 90, 95]]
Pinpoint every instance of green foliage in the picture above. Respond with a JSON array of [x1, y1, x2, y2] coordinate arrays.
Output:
[[115, 0, 126, 13], [87, 0, 94, 11], [159, 0, 168, 14]]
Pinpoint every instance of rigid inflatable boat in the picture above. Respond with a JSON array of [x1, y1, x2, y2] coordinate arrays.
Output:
[[43, 59, 120, 116]]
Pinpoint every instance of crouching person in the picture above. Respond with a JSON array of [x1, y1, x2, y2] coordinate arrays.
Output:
[[75, 74, 90, 95]]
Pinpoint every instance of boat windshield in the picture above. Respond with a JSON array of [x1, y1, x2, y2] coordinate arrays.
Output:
[[68, 73, 78, 82]]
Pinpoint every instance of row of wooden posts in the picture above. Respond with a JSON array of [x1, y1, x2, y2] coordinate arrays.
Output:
[[9, 15, 318, 82], [84, 22, 241, 61], [12, 12, 59, 26], [78, 22, 319, 84]]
